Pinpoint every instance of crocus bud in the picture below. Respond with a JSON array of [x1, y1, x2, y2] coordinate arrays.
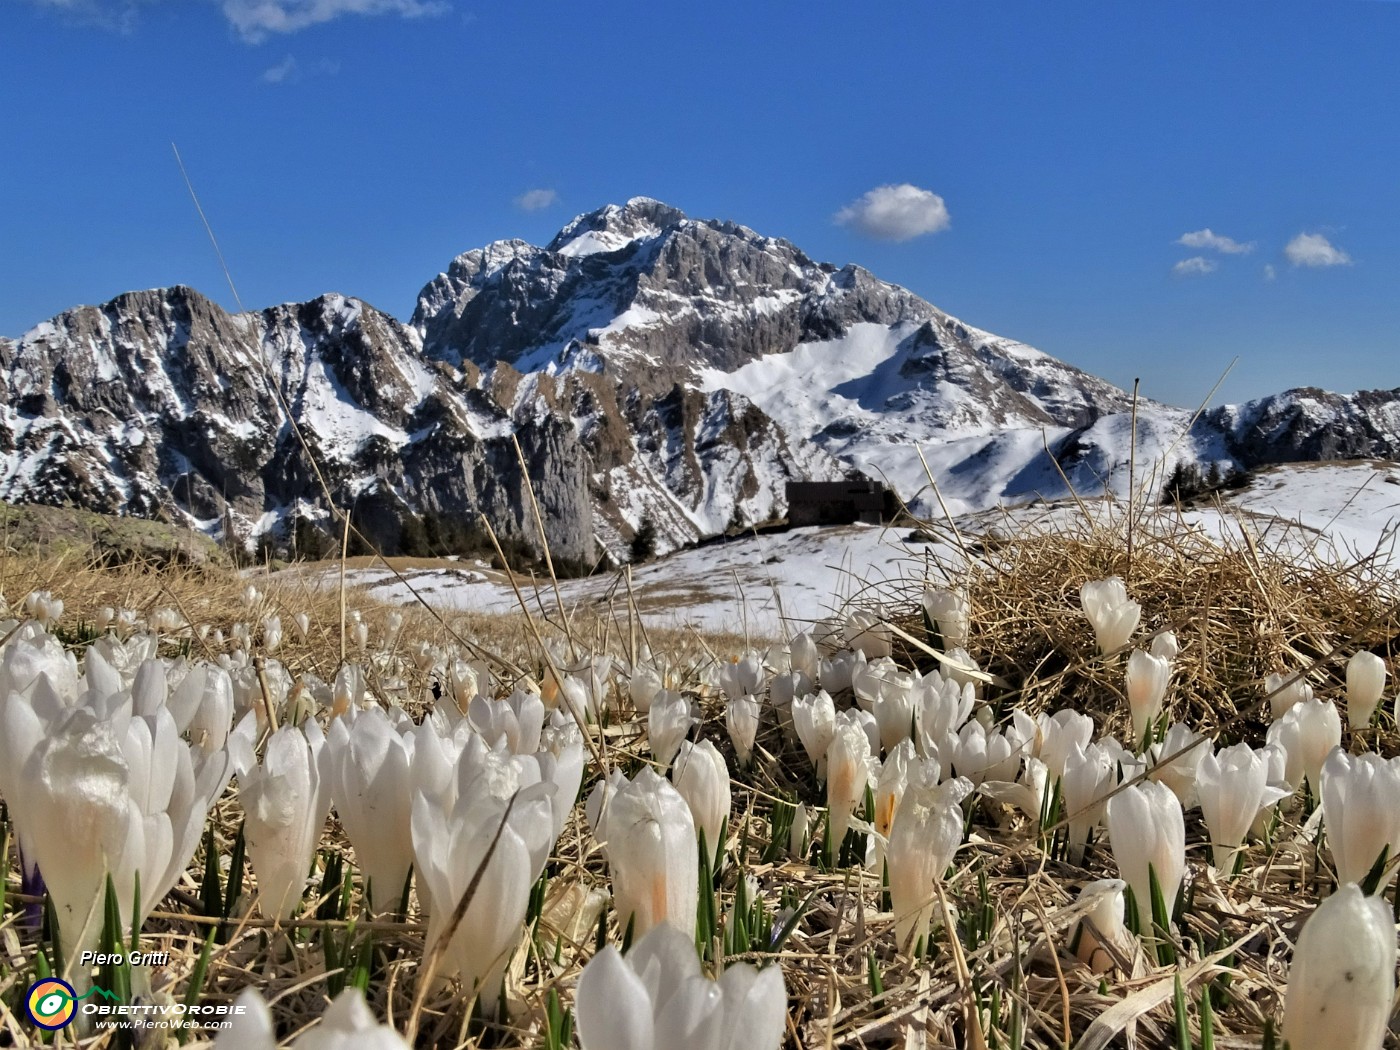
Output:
[[725, 693, 760, 769], [1149, 631, 1179, 662], [1345, 652, 1387, 730], [1269, 698, 1342, 795], [290, 988, 412, 1050], [1106, 781, 1185, 934], [1124, 650, 1171, 746], [324, 707, 415, 914], [597, 768, 698, 940], [921, 586, 970, 650], [718, 651, 765, 700], [1265, 671, 1314, 721], [1196, 743, 1289, 873], [843, 611, 892, 659], [1074, 879, 1128, 973], [789, 631, 820, 680], [671, 739, 731, 858], [648, 690, 694, 768], [232, 718, 332, 922], [1063, 741, 1117, 864], [628, 662, 664, 714], [1281, 883, 1396, 1050], [793, 690, 836, 774], [778, 805, 807, 864], [1079, 578, 1141, 655], [1319, 749, 1400, 891], [292, 612, 311, 643], [826, 716, 875, 849]]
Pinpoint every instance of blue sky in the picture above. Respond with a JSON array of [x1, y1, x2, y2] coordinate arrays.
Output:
[[4, 1, 1397, 407]]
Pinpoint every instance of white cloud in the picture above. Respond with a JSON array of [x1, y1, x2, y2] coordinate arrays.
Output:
[[27, 0, 450, 38], [1284, 232, 1352, 268], [834, 183, 950, 241], [514, 188, 558, 212], [21, 0, 148, 31], [260, 54, 297, 82], [1176, 228, 1254, 254], [1172, 256, 1217, 277], [1264, 264, 1276, 281], [221, 0, 450, 41]]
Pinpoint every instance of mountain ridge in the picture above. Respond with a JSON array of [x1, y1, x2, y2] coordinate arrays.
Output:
[[3, 198, 1398, 561]]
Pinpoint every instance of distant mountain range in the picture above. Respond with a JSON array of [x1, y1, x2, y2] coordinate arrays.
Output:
[[3, 197, 1397, 563]]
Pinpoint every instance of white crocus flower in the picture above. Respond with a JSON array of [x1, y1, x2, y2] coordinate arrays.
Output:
[[1268, 698, 1342, 795], [1319, 749, 1400, 891], [826, 715, 875, 850], [16, 709, 132, 972], [949, 720, 1019, 787], [1196, 743, 1289, 874], [1106, 781, 1185, 934], [980, 755, 1049, 824], [718, 651, 765, 701], [818, 649, 863, 695], [1124, 650, 1171, 746], [1034, 708, 1095, 782], [921, 585, 970, 650], [887, 773, 971, 953], [1265, 671, 1314, 721], [216, 986, 410, 1050], [872, 741, 917, 846], [324, 706, 416, 914], [1074, 879, 1129, 974], [843, 612, 892, 659], [1079, 577, 1141, 655], [411, 739, 559, 1011], [725, 694, 760, 769], [671, 739, 731, 860], [792, 691, 837, 775], [232, 717, 333, 922], [261, 616, 282, 654], [917, 673, 976, 761], [575, 923, 786, 1050], [1145, 722, 1208, 808], [1063, 741, 1118, 864], [1345, 652, 1387, 730], [648, 690, 694, 768], [468, 688, 545, 754], [1149, 631, 1179, 662], [592, 768, 698, 941], [1281, 884, 1396, 1050]]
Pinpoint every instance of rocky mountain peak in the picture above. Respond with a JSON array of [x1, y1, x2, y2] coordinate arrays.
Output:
[[546, 197, 689, 257]]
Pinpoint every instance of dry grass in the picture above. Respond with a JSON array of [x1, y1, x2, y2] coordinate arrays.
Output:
[[0, 499, 1398, 1048]]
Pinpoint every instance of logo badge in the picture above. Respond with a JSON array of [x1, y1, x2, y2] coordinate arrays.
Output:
[[26, 978, 78, 1030]]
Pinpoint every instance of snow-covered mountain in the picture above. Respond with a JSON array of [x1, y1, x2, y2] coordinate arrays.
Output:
[[3, 197, 1397, 560]]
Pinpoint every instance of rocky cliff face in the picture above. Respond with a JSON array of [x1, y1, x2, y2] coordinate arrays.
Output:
[[3, 198, 1396, 562], [1202, 388, 1400, 467], [0, 287, 596, 562]]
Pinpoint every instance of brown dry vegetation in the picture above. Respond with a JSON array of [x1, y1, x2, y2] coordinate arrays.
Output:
[[0, 499, 1398, 1048]]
